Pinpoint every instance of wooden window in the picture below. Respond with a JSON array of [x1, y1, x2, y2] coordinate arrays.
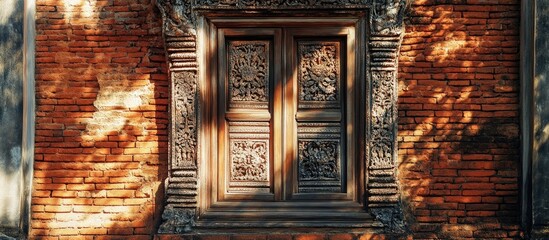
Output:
[[200, 19, 372, 227]]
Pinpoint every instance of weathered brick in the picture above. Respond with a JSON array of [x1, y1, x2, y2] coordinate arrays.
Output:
[[33, 0, 166, 238], [400, 4, 519, 237], [31, 0, 522, 238]]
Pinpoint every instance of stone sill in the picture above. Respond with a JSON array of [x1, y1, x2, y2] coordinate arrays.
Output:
[[155, 230, 389, 240]]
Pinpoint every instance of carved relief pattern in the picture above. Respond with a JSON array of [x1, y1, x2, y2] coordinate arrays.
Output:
[[298, 140, 340, 180], [369, 70, 394, 169], [299, 42, 340, 102], [371, 0, 407, 36], [173, 71, 198, 168], [231, 140, 269, 182], [229, 41, 269, 104], [158, 206, 195, 233], [367, 34, 405, 229], [156, 0, 195, 36]]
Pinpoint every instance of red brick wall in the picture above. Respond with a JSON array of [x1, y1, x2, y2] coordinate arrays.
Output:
[[31, 0, 522, 239], [398, 0, 521, 238], [33, 0, 167, 238]]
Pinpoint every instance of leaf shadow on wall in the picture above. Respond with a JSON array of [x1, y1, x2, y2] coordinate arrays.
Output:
[[397, 3, 521, 238]]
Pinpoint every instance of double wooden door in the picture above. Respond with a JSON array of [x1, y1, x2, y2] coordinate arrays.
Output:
[[214, 25, 358, 205]]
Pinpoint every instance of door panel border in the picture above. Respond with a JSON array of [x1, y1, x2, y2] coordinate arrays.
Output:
[[203, 19, 367, 225]]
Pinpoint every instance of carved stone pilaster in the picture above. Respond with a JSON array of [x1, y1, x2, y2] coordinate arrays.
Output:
[[156, 0, 408, 233], [157, 0, 199, 232], [367, 0, 408, 232]]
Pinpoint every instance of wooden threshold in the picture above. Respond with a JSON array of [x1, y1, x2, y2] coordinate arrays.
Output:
[[196, 202, 380, 229], [194, 220, 382, 229]]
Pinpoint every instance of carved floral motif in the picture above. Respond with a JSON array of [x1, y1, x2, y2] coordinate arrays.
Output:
[[229, 41, 269, 103], [298, 140, 340, 180], [231, 140, 269, 181], [299, 42, 340, 102]]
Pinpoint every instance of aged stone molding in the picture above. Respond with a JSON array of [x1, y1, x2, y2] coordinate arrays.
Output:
[[367, 0, 407, 232], [156, 0, 408, 233]]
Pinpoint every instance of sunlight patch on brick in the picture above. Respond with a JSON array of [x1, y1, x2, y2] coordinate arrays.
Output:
[[85, 73, 153, 137]]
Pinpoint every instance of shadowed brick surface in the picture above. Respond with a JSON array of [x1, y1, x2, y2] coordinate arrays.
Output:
[[399, 0, 521, 238]]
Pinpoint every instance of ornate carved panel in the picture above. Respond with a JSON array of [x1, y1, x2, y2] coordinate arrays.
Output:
[[173, 71, 198, 169], [228, 41, 270, 109], [294, 37, 345, 196], [370, 70, 394, 169], [228, 133, 271, 193], [230, 140, 269, 181], [298, 140, 342, 193], [296, 121, 344, 195], [298, 41, 340, 109], [222, 36, 273, 196]]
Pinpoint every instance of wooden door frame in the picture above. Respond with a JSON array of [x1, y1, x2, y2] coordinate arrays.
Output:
[[156, 0, 409, 233], [202, 20, 360, 210]]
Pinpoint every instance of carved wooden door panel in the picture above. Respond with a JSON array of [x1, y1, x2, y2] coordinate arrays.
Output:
[[286, 28, 356, 201], [217, 26, 356, 203], [217, 28, 282, 201]]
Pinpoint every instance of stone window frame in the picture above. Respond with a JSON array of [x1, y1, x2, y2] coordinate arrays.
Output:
[[155, 0, 408, 233]]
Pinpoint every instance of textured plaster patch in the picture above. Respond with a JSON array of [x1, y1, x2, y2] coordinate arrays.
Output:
[[85, 73, 153, 136], [0, 0, 17, 25]]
